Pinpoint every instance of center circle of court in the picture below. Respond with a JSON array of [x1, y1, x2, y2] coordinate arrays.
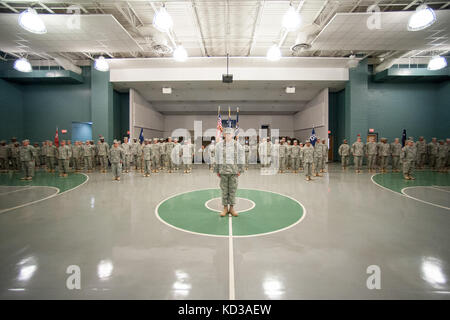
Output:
[[156, 189, 305, 237]]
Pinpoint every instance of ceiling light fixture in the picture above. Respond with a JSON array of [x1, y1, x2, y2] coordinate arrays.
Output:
[[14, 58, 32, 72], [282, 5, 301, 32], [18, 7, 47, 34], [267, 45, 281, 61], [94, 56, 109, 72], [173, 45, 188, 62], [427, 55, 447, 70], [407, 4, 436, 31], [153, 5, 173, 33]]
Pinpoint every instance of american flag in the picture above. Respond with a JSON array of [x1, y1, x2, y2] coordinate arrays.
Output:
[[216, 113, 223, 141]]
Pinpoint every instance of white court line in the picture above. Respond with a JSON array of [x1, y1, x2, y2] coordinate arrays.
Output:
[[228, 215, 235, 300], [205, 197, 256, 213], [154, 188, 307, 239], [429, 186, 450, 193], [0, 173, 89, 215], [0, 186, 35, 196], [401, 187, 450, 211], [371, 174, 450, 211]]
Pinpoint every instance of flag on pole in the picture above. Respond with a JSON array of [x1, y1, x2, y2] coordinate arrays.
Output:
[[216, 106, 223, 141], [234, 107, 239, 137], [401, 129, 406, 147], [309, 127, 317, 146], [227, 106, 232, 128], [139, 128, 144, 144], [54, 127, 59, 147]]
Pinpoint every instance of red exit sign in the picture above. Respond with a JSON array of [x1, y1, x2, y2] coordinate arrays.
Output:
[[61, 129, 67, 134]]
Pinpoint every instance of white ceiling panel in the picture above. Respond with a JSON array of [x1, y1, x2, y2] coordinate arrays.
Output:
[[311, 10, 450, 51], [0, 13, 142, 53]]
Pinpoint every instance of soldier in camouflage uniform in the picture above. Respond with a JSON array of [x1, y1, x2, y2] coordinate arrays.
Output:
[[428, 137, 438, 171], [150, 138, 161, 173], [338, 139, 350, 169], [165, 137, 175, 173], [207, 140, 216, 171], [271, 139, 280, 172], [379, 138, 391, 173], [9, 139, 20, 172], [19, 139, 36, 180], [366, 136, 378, 173], [41, 141, 46, 167], [159, 139, 166, 170], [142, 139, 152, 177], [82, 140, 93, 172], [109, 140, 124, 181], [214, 128, 245, 217], [67, 140, 74, 169], [0, 140, 8, 172], [320, 139, 328, 173], [390, 138, 402, 172], [121, 137, 131, 173], [279, 138, 287, 173], [416, 137, 427, 169], [72, 141, 82, 172], [286, 140, 292, 172], [46, 141, 57, 172], [301, 140, 314, 181], [244, 139, 249, 170], [290, 140, 301, 173], [351, 137, 365, 173], [97, 136, 109, 173], [313, 138, 323, 177], [401, 140, 416, 180], [173, 138, 181, 171], [131, 138, 140, 170], [258, 137, 270, 168], [437, 140, 448, 173], [182, 139, 194, 173], [33, 143, 41, 168], [57, 140, 71, 177]]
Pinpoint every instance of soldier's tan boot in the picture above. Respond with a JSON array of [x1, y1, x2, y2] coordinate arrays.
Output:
[[403, 175, 410, 180], [409, 175, 415, 180], [220, 206, 228, 217], [229, 206, 238, 217]]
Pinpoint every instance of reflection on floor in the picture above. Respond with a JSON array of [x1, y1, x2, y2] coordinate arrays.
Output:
[[0, 164, 449, 299]]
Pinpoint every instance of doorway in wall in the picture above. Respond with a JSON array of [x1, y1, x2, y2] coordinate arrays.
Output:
[[72, 122, 93, 142]]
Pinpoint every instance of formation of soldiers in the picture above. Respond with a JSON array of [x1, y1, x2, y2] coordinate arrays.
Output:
[[338, 136, 449, 180]]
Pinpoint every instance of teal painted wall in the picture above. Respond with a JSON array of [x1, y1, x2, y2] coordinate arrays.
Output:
[[437, 81, 450, 139], [120, 91, 130, 139], [91, 67, 113, 144], [0, 78, 23, 141], [328, 89, 345, 161], [22, 66, 91, 143]]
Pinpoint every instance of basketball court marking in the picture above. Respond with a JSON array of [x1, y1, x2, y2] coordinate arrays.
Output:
[[205, 197, 256, 213], [0, 172, 89, 214], [401, 186, 450, 211]]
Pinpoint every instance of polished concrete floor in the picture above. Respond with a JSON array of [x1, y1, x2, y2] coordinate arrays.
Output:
[[0, 163, 449, 299]]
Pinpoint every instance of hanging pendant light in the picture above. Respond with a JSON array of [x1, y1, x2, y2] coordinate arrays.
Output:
[[94, 56, 109, 72], [267, 45, 281, 61], [153, 6, 173, 33], [173, 45, 188, 62], [14, 58, 32, 72], [427, 55, 447, 70], [18, 8, 47, 34], [282, 5, 301, 32], [407, 4, 436, 31]]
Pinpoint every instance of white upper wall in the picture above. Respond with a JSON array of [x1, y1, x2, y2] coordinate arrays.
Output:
[[293, 88, 329, 142], [130, 88, 164, 139]]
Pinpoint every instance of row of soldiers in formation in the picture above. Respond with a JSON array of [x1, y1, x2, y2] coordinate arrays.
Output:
[[338, 136, 449, 180]]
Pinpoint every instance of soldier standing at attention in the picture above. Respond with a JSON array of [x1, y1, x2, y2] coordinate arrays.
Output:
[[290, 140, 300, 173], [286, 140, 292, 172], [41, 141, 47, 168], [214, 127, 244, 217], [390, 138, 402, 172], [320, 139, 328, 173], [9, 140, 20, 172], [207, 140, 216, 171], [243, 139, 250, 170], [33, 143, 41, 168], [338, 139, 350, 170], [82, 140, 92, 172], [172, 138, 181, 171], [271, 139, 280, 172], [301, 140, 314, 181], [416, 137, 427, 169], [401, 140, 416, 180], [436, 140, 448, 173], [109, 140, 124, 181], [131, 138, 139, 171], [182, 139, 194, 173], [142, 139, 152, 177], [165, 137, 175, 173], [298, 142, 304, 170], [67, 140, 74, 169], [46, 141, 56, 172], [0, 140, 8, 172], [366, 137, 378, 173], [121, 137, 131, 173], [19, 139, 36, 180], [351, 137, 365, 173], [258, 137, 270, 168], [313, 138, 323, 177], [428, 137, 438, 171], [279, 138, 287, 173], [97, 136, 109, 173], [57, 140, 71, 177], [150, 138, 161, 173], [379, 138, 391, 173], [159, 139, 166, 170], [72, 141, 81, 172]]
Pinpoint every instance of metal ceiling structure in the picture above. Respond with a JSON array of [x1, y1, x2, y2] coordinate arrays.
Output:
[[0, 0, 449, 65]]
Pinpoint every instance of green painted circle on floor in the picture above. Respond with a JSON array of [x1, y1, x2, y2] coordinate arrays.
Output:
[[156, 189, 305, 237]]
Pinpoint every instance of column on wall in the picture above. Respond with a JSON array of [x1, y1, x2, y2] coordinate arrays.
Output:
[[91, 66, 113, 144]]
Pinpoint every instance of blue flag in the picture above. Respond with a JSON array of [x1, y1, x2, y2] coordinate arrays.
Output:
[[234, 107, 239, 136], [401, 129, 406, 147], [139, 128, 144, 144], [310, 127, 317, 146]]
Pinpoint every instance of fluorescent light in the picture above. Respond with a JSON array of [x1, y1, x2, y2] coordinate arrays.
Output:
[[162, 87, 172, 94], [282, 5, 301, 32], [427, 55, 447, 70], [285, 86, 295, 94], [14, 58, 32, 72], [266, 45, 281, 61], [18, 8, 47, 34], [407, 4, 436, 31], [173, 45, 188, 62], [94, 56, 109, 72], [153, 6, 173, 33]]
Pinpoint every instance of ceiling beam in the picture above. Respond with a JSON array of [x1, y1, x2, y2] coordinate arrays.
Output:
[[38, 1, 54, 14], [1, 1, 18, 12], [402, 0, 420, 10], [278, 0, 305, 48], [190, 0, 208, 57], [247, 0, 264, 56]]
